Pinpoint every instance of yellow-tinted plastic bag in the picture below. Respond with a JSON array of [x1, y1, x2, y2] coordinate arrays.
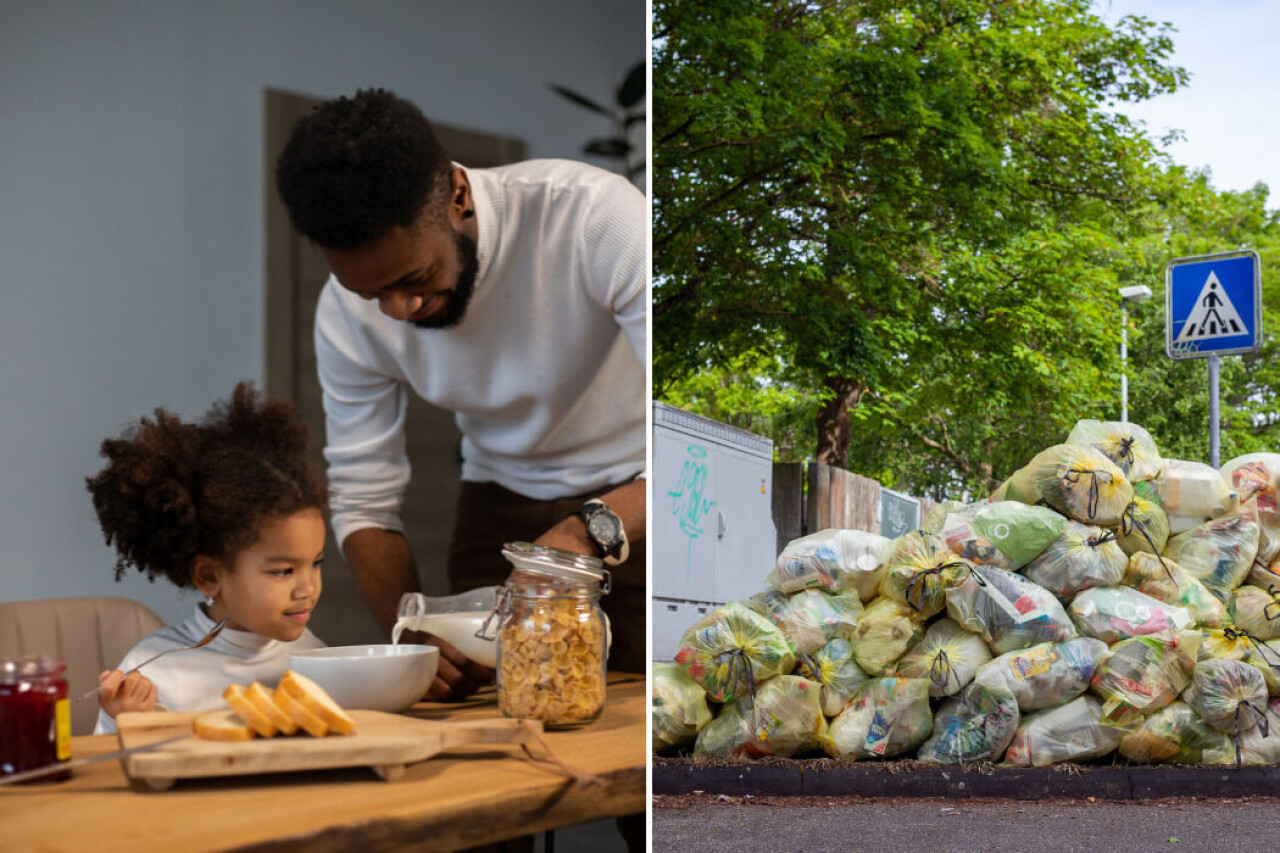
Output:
[[795, 637, 869, 717], [1023, 520, 1128, 598], [1090, 630, 1200, 722], [1031, 445, 1134, 526], [1183, 659, 1269, 735], [1118, 700, 1235, 765], [693, 675, 826, 758], [819, 677, 933, 759], [853, 597, 926, 676], [673, 601, 796, 703], [1122, 551, 1227, 628], [1003, 695, 1121, 767], [894, 618, 992, 698], [1066, 419, 1164, 486], [878, 531, 975, 618], [652, 663, 713, 752], [1166, 497, 1261, 604], [1221, 452, 1280, 567], [973, 637, 1110, 711], [917, 680, 1021, 765], [1229, 584, 1280, 641], [746, 587, 863, 655], [1117, 496, 1170, 557], [769, 528, 893, 600]]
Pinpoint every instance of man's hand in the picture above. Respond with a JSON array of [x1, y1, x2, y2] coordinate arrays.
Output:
[[403, 629, 495, 701], [98, 669, 157, 718], [532, 478, 647, 559]]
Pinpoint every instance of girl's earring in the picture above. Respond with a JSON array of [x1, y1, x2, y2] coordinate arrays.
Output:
[[204, 594, 214, 607]]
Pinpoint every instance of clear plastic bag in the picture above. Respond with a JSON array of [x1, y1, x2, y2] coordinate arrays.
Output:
[[944, 564, 1076, 654], [1069, 586, 1195, 644], [878, 531, 975, 618], [1163, 459, 1236, 534], [794, 637, 870, 717], [693, 675, 827, 758], [894, 618, 993, 698], [1023, 520, 1128, 598], [921, 500, 966, 535], [852, 597, 926, 676], [745, 587, 864, 655], [939, 501, 1067, 571], [973, 637, 1110, 711], [1032, 445, 1134, 527], [769, 528, 892, 600], [1090, 630, 1200, 722], [1122, 551, 1228, 628], [1003, 695, 1122, 767], [1165, 497, 1261, 603], [819, 677, 933, 760], [1182, 658, 1269, 735], [673, 601, 796, 702], [1066, 419, 1165, 486], [1238, 698, 1280, 765], [1229, 584, 1280, 641], [1220, 452, 1280, 567], [652, 662, 713, 752], [1116, 497, 1170, 557], [1118, 700, 1235, 765], [917, 680, 1021, 765]]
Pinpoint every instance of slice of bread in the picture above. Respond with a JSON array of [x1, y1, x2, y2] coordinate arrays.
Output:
[[193, 709, 257, 742], [222, 684, 277, 738], [246, 681, 298, 736], [279, 670, 358, 736], [273, 682, 329, 737]]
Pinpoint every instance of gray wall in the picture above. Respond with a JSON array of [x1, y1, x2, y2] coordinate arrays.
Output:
[[0, 0, 645, 626]]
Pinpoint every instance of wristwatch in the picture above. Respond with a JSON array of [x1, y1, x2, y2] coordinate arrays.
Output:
[[571, 499, 629, 566]]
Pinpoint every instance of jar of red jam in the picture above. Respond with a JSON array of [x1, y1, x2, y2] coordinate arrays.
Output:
[[0, 655, 71, 781]]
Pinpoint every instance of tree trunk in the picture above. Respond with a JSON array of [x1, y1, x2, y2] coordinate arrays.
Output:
[[815, 375, 865, 465]]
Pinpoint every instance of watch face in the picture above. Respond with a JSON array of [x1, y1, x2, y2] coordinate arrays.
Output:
[[587, 510, 622, 545]]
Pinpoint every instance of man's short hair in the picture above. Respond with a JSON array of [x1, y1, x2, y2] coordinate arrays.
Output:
[[275, 88, 452, 249]]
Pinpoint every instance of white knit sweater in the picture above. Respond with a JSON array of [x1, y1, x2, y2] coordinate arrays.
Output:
[[94, 606, 325, 734], [315, 159, 648, 547]]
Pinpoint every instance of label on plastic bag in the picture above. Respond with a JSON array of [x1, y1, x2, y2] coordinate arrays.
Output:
[[1008, 647, 1053, 680], [865, 709, 890, 755]]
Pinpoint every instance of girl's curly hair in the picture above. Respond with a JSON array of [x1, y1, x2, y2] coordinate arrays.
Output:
[[86, 382, 329, 587]]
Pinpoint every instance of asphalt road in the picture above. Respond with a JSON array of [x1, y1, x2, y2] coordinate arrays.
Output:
[[652, 795, 1280, 852]]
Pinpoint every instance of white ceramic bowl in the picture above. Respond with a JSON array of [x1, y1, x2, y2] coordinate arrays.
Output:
[[287, 644, 438, 713]]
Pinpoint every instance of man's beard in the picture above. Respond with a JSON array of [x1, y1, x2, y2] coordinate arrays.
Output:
[[411, 228, 479, 329]]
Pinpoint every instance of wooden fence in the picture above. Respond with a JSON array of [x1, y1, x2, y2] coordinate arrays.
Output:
[[771, 462, 937, 556]]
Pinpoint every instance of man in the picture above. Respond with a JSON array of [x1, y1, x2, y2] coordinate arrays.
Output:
[[275, 89, 647, 698]]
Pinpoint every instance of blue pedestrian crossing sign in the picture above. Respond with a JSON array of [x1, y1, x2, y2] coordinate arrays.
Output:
[[1165, 249, 1262, 360]]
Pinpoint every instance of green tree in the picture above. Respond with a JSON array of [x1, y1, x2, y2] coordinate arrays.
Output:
[[655, 0, 1185, 492]]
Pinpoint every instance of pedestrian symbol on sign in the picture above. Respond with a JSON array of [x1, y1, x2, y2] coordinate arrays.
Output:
[[1174, 271, 1247, 343]]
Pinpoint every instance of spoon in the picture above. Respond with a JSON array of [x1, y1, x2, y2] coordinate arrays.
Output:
[[76, 617, 229, 702]]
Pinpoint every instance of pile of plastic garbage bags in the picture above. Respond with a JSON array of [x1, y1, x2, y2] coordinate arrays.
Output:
[[652, 420, 1280, 768]]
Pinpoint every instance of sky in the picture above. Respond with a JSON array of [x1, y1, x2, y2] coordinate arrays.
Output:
[[1095, 1, 1280, 201]]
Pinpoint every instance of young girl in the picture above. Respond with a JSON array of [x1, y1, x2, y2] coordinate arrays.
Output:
[[86, 382, 329, 734]]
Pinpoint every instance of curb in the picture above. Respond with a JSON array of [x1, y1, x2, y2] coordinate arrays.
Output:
[[653, 762, 1280, 799]]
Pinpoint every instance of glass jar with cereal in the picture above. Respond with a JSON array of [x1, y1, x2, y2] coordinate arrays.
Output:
[[482, 542, 610, 729]]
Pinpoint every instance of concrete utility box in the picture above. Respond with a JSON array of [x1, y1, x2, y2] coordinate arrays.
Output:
[[651, 402, 776, 661]]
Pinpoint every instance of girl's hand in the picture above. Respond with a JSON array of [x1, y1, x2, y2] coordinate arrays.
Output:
[[98, 669, 158, 718]]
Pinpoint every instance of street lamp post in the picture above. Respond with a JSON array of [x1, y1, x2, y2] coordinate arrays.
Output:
[[1119, 284, 1153, 422]]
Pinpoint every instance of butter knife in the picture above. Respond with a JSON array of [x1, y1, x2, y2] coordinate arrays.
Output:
[[0, 734, 189, 786]]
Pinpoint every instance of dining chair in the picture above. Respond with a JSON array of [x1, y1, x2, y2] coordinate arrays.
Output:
[[0, 596, 165, 735]]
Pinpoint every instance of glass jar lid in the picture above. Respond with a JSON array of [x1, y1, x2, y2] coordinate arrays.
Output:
[[0, 654, 64, 684], [501, 542, 611, 593]]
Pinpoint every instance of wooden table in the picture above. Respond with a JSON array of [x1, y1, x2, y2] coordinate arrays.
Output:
[[0, 673, 646, 852]]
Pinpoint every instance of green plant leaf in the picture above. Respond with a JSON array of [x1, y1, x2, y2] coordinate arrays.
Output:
[[549, 84, 611, 116], [584, 138, 632, 157], [617, 61, 646, 108]]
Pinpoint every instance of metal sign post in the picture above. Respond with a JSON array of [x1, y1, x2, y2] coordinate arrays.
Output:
[[1165, 249, 1262, 468]]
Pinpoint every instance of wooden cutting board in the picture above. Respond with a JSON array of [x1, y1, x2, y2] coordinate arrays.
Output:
[[116, 710, 537, 790]]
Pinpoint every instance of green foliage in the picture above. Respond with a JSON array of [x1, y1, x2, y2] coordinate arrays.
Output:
[[653, 0, 1233, 498]]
